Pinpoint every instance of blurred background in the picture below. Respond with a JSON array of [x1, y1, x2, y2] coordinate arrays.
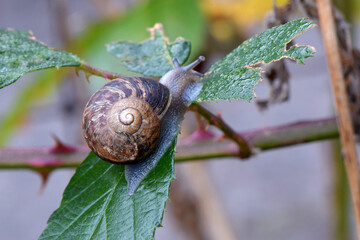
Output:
[[0, 0, 360, 239]]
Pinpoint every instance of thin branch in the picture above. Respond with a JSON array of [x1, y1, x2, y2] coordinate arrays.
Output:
[[242, 117, 338, 150], [78, 61, 124, 80], [317, 0, 360, 235], [0, 117, 339, 170], [189, 103, 252, 158]]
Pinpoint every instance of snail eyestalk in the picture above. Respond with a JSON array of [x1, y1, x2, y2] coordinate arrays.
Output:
[[184, 56, 205, 72], [172, 58, 181, 68], [191, 70, 204, 78]]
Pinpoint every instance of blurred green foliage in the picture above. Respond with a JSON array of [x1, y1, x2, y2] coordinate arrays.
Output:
[[0, 0, 205, 146]]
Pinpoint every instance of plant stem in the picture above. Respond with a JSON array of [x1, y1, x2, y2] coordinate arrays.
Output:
[[332, 140, 350, 240], [189, 103, 252, 158], [78, 61, 124, 80], [317, 0, 360, 235], [242, 117, 338, 150], [0, 117, 339, 169]]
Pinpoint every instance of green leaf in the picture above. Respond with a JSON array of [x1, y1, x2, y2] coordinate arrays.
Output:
[[107, 24, 191, 77], [39, 141, 176, 240], [0, 29, 81, 89], [72, 0, 205, 91], [196, 18, 316, 102]]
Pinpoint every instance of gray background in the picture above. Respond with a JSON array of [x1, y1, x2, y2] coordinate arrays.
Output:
[[0, 0, 358, 239]]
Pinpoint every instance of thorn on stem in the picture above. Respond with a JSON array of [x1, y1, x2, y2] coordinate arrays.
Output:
[[85, 73, 91, 83], [38, 171, 51, 194], [50, 134, 76, 154], [181, 129, 215, 144]]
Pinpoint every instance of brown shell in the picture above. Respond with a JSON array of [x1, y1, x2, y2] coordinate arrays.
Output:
[[82, 77, 171, 164]]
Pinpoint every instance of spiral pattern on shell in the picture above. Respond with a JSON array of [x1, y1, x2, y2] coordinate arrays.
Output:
[[82, 77, 171, 164]]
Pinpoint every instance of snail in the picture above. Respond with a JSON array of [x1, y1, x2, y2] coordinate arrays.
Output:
[[82, 56, 205, 168]]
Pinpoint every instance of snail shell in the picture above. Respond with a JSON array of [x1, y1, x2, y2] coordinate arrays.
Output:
[[83, 56, 205, 170], [82, 77, 171, 164]]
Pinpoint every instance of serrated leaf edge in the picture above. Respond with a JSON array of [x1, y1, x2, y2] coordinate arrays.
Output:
[[196, 21, 316, 103]]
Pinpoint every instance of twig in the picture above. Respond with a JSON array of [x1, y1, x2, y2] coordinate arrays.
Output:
[[316, 0, 360, 236], [189, 103, 252, 158], [0, 117, 339, 170], [331, 140, 351, 240], [78, 61, 124, 80], [242, 116, 338, 150], [181, 162, 237, 240]]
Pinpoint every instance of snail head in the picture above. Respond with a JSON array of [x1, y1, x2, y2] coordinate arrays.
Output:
[[159, 56, 205, 100]]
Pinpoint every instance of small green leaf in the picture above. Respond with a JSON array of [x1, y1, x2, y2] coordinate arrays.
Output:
[[72, 0, 205, 91], [196, 18, 316, 102], [107, 24, 191, 77], [39, 141, 176, 240], [0, 29, 81, 88]]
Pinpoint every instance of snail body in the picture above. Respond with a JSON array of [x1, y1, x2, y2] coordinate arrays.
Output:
[[82, 56, 205, 192]]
